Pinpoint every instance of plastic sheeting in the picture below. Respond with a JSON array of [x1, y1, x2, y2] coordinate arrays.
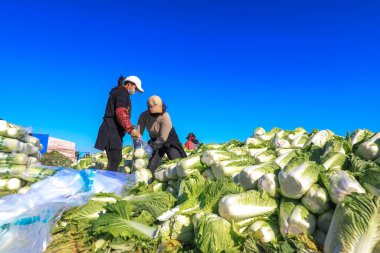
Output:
[[0, 167, 135, 253]]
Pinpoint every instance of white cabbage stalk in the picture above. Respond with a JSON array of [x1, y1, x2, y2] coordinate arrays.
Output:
[[253, 127, 266, 136], [255, 151, 276, 163], [355, 132, 380, 161], [6, 178, 22, 191], [324, 193, 380, 253], [0, 152, 28, 165], [134, 168, 152, 184], [301, 184, 330, 214], [164, 165, 178, 180], [291, 134, 309, 148], [317, 210, 334, 234], [245, 137, 262, 146], [323, 136, 348, 156], [23, 135, 40, 146], [134, 148, 147, 159], [0, 178, 8, 189], [202, 168, 216, 180], [17, 186, 30, 194], [239, 162, 279, 190], [227, 147, 247, 156], [287, 127, 307, 141], [133, 158, 148, 170], [351, 129, 374, 146], [169, 215, 194, 243], [218, 190, 277, 221], [155, 162, 178, 182], [27, 157, 39, 167], [9, 165, 27, 177], [154, 167, 167, 182], [321, 170, 366, 204], [0, 137, 21, 152], [176, 155, 205, 177], [274, 151, 297, 169], [279, 199, 316, 238], [275, 148, 295, 157], [321, 152, 347, 170], [279, 160, 320, 199], [270, 132, 291, 149], [204, 143, 223, 150], [247, 148, 268, 158], [0, 120, 8, 136], [258, 173, 280, 198], [248, 220, 279, 243], [211, 158, 253, 179], [201, 150, 235, 167], [304, 130, 335, 148]]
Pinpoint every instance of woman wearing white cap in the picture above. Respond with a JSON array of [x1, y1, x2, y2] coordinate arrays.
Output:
[[94, 75, 143, 171], [136, 95, 187, 172]]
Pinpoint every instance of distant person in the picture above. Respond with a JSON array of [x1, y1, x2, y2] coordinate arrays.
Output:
[[95, 75, 143, 171], [136, 95, 187, 172], [185, 132, 199, 150]]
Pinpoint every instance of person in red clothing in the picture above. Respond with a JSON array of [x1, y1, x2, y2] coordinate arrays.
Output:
[[185, 132, 199, 150], [95, 75, 143, 171]]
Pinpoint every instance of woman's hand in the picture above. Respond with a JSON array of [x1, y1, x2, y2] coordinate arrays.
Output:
[[130, 129, 141, 138]]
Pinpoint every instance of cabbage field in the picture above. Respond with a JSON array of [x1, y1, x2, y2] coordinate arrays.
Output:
[[1, 119, 380, 253]]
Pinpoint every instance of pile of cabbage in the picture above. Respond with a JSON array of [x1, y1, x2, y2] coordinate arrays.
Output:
[[45, 127, 380, 253], [0, 119, 45, 196], [73, 146, 133, 171]]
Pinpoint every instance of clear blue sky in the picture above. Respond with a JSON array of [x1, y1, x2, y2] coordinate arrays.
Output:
[[1, 0, 379, 153]]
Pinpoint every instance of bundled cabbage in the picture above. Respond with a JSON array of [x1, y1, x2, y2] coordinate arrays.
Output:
[[355, 132, 380, 161], [176, 154, 207, 177], [218, 190, 277, 221], [274, 150, 299, 169], [270, 131, 291, 149], [321, 170, 365, 204], [154, 159, 179, 182], [158, 214, 194, 244], [324, 193, 380, 253], [323, 136, 350, 156], [0, 120, 27, 139], [304, 129, 335, 149], [321, 152, 348, 170], [211, 156, 253, 179], [350, 129, 374, 146], [278, 156, 321, 199], [193, 212, 236, 252], [201, 149, 236, 167], [291, 133, 309, 148], [301, 184, 330, 214], [257, 173, 280, 198], [248, 220, 280, 243], [349, 155, 380, 196], [239, 162, 280, 190], [254, 150, 277, 163], [279, 199, 316, 238], [0, 152, 28, 165]]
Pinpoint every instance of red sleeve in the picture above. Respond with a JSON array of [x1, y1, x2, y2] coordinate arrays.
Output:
[[115, 107, 134, 133]]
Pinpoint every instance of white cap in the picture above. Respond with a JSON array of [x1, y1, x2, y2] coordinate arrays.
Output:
[[125, 76, 143, 93], [148, 95, 163, 113]]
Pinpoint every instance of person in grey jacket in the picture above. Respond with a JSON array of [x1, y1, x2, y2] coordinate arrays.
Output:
[[136, 95, 187, 172]]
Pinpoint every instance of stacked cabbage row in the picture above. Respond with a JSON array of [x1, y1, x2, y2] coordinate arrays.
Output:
[[47, 127, 380, 253], [0, 119, 46, 196], [73, 146, 133, 171]]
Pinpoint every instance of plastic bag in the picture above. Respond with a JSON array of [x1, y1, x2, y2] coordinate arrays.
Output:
[[0, 167, 135, 253]]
